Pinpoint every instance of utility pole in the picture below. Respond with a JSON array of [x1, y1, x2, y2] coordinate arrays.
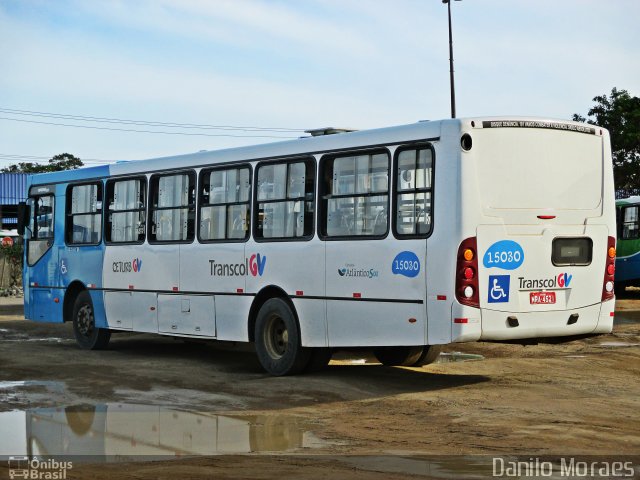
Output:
[[442, 0, 460, 119]]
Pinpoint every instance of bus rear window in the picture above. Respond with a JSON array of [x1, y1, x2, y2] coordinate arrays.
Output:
[[476, 129, 602, 210]]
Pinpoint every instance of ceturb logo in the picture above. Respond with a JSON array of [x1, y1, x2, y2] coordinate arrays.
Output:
[[518, 272, 572, 290], [209, 253, 266, 277], [113, 258, 142, 273]]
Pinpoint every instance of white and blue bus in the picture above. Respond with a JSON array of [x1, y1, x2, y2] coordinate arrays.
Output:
[[18, 117, 617, 375]]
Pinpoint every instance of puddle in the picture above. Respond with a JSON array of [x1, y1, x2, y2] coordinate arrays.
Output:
[[331, 351, 485, 366], [597, 341, 640, 348], [0, 404, 328, 460], [0, 380, 65, 391], [613, 313, 640, 325], [436, 352, 485, 363]]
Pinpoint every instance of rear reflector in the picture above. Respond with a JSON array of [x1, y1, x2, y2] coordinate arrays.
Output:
[[454, 318, 468, 324], [353, 292, 362, 298], [456, 237, 479, 308], [537, 215, 556, 219], [602, 236, 616, 301], [437, 295, 447, 301]]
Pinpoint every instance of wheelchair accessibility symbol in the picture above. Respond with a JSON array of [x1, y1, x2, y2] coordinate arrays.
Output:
[[488, 275, 510, 303]]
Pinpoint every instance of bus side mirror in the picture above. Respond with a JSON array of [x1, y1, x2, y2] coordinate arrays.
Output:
[[17, 202, 30, 236]]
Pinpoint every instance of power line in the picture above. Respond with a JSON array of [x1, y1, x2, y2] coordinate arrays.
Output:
[[0, 116, 300, 139], [0, 153, 119, 165], [0, 107, 305, 133]]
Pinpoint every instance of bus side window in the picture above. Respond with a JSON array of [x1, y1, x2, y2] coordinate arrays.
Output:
[[199, 166, 251, 242], [105, 178, 146, 244], [623, 206, 640, 240], [394, 146, 434, 238], [255, 158, 315, 240], [149, 172, 195, 243], [65, 183, 103, 245], [322, 151, 390, 238]]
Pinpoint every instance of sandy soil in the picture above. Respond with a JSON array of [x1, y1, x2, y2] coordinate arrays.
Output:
[[0, 296, 639, 478]]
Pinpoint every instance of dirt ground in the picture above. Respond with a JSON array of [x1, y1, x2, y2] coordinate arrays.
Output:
[[0, 295, 639, 479]]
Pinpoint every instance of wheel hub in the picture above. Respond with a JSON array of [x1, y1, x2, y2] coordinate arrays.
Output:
[[77, 305, 94, 337]]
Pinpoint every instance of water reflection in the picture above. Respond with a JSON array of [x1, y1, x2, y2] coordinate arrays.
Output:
[[0, 404, 325, 460]]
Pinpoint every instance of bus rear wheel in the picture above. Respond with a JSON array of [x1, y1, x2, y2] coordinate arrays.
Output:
[[373, 346, 424, 366], [255, 298, 310, 376], [72, 291, 111, 350]]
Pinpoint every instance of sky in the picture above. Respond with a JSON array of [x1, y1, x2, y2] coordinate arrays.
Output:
[[0, 0, 639, 170]]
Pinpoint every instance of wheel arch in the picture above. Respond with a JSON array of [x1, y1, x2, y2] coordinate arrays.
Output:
[[248, 285, 298, 342], [63, 281, 88, 323]]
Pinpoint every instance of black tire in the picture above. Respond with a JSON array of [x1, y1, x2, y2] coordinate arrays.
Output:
[[411, 345, 442, 366], [305, 348, 332, 373], [255, 298, 310, 376], [373, 346, 424, 366], [72, 290, 111, 350]]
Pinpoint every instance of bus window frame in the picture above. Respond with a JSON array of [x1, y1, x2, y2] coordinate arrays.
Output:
[[65, 181, 104, 247], [104, 176, 148, 245], [621, 205, 640, 240], [198, 164, 253, 244], [318, 147, 391, 241], [392, 142, 436, 240], [27, 193, 55, 266], [148, 170, 197, 245], [252, 156, 316, 243]]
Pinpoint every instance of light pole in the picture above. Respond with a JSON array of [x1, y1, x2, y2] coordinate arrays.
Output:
[[442, 0, 460, 119]]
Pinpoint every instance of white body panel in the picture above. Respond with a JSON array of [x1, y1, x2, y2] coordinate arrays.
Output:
[[92, 117, 614, 348]]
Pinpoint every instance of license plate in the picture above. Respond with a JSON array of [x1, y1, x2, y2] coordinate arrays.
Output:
[[530, 292, 556, 305]]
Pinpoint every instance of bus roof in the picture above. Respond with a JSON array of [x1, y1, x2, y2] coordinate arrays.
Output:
[[27, 116, 603, 186]]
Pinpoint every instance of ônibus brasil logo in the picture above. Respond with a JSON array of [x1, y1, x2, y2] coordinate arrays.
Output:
[[209, 253, 266, 277], [112, 258, 142, 273]]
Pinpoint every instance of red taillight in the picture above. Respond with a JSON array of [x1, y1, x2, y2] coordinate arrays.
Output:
[[456, 237, 479, 308], [602, 236, 615, 301]]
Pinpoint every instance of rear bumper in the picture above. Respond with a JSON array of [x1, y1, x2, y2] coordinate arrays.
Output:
[[451, 299, 614, 342]]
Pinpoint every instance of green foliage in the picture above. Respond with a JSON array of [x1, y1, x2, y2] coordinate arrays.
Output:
[[573, 88, 640, 189], [1, 153, 83, 173], [0, 242, 23, 288]]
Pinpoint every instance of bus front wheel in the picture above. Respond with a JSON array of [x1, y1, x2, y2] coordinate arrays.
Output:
[[72, 291, 111, 350], [255, 298, 310, 376]]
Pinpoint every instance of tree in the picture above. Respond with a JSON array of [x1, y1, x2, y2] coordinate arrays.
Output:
[[1, 153, 83, 173], [573, 88, 640, 190]]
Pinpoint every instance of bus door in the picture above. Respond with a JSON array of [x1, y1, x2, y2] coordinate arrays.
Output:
[[24, 188, 59, 321]]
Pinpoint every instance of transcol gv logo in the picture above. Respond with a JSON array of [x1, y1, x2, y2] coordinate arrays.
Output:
[[518, 272, 572, 290], [209, 253, 266, 277]]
